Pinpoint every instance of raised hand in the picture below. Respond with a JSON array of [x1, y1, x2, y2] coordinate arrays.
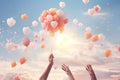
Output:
[[39, 54, 54, 80], [86, 64, 97, 80], [62, 64, 75, 80], [48, 54, 54, 64]]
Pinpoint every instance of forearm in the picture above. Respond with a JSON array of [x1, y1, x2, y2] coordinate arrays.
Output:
[[66, 71, 75, 80], [39, 62, 53, 80], [89, 71, 97, 80]]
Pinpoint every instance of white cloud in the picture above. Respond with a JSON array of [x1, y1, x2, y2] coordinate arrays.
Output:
[[84, 12, 108, 16]]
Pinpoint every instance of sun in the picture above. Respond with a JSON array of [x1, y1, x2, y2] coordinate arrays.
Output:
[[54, 32, 76, 49]]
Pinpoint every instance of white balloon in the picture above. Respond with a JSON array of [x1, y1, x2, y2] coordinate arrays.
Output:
[[56, 10, 64, 17], [78, 23, 83, 27], [6, 42, 18, 51], [39, 30, 45, 36], [82, 0, 89, 4], [29, 42, 36, 48], [23, 27, 31, 35], [46, 15, 53, 21], [88, 8, 96, 16], [73, 18, 78, 25], [7, 17, 16, 27], [85, 27, 91, 32], [51, 21, 58, 28], [98, 33, 105, 40], [32, 20, 38, 27], [59, 2, 66, 8]]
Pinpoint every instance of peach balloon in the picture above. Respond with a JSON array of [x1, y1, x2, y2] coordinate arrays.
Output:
[[11, 61, 17, 68], [21, 14, 28, 21], [19, 57, 26, 64], [104, 49, 111, 57], [92, 35, 99, 42], [42, 10, 48, 17], [40, 43, 45, 48], [85, 32, 92, 39]]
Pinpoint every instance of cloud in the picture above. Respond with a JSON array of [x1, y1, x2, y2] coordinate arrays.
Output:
[[84, 12, 108, 16]]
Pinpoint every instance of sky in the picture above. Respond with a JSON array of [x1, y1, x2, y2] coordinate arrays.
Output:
[[0, 0, 120, 80]]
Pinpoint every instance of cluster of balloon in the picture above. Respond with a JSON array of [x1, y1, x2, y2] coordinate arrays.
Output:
[[11, 61, 17, 68], [19, 57, 26, 64], [21, 14, 28, 21], [22, 37, 30, 47], [104, 49, 112, 58], [85, 27, 105, 43], [39, 8, 68, 36]]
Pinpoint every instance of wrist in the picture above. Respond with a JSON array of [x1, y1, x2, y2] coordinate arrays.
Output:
[[49, 61, 53, 65]]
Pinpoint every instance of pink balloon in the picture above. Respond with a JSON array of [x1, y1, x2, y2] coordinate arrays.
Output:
[[22, 38, 30, 47], [14, 76, 20, 80], [118, 45, 120, 52], [94, 5, 101, 12], [41, 36, 44, 41]]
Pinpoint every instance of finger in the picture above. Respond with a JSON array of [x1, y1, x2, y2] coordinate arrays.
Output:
[[61, 65, 66, 71]]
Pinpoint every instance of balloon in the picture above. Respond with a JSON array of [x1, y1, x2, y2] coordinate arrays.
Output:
[[41, 36, 44, 41], [32, 20, 38, 27], [59, 2, 66, 8], [82, 0, 89, 4], [104, 49, 111, 57], [40, 9, 68, 36], [78, 23, 83, 27], [49, 8, 56, 16], [92, 35, 99, 42], [85, 27, 91, 32], [6, 42, 18, 51], [7, 17, 16, 27], [39, 30, 45, 36], [88, 8, 96, 16], [21, 14, 28, 21], [41, 10, 48, 17], [19, 57, 26, 64], [118, 45, 120, 52], [98, 33, 105, 40], [40, 43, 45, 48], [14, 76, 20, 80], [73, 18, 78, 25], [94, 5, 101, 12], [51, 21, 58, 28], [46, 14, 53, 21], [11, 61, 17, 68], [23, 27, 31, 35], [29, 42, 36, 48], [85, 32, 92, 39], [22, 38, 30, 47]]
